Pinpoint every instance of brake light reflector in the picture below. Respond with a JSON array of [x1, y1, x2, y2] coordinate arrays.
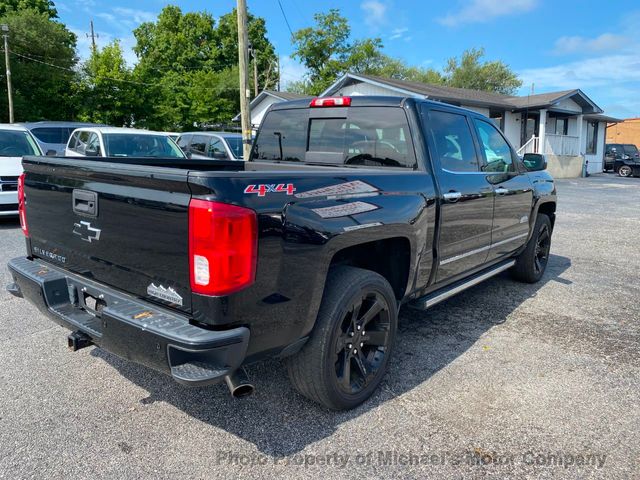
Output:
[[309, 96, 352, 108], [188, 199, 257, 296], [18, 173, 28, 237]]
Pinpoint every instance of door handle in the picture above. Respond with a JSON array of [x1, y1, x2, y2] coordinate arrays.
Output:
[[495, 187, 510, 195], [443, 191, 462, 203]]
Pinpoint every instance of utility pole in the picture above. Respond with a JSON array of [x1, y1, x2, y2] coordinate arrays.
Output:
[[277, 55, 280, 91], [1, 24, 13, 123], [237, 0, 252, 160], [87, 20, 98, 53]]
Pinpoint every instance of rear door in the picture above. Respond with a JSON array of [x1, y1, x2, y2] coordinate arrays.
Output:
[[23, 157, 193, 312], [422, 107, 495, 282], [472, 118, 533, 261]]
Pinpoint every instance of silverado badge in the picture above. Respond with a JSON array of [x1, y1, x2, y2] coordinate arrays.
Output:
[[147, 283, 183, 306]]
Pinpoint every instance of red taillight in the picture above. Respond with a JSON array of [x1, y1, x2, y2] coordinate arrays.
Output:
[[188, 199, 257, 296], [18, 173, 28, 237], [309, 96, 352, 108]]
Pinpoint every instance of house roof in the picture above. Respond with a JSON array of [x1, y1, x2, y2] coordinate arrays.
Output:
[[584, 114, 624, 124], [322, 73, 603, 114], [264, 90, 310, 101], [233, 90, 311, 122]]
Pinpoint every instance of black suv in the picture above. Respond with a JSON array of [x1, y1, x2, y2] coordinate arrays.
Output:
[[605, 143, 640, 176]]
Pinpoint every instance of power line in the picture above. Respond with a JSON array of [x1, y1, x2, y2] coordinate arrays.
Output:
[[6, 49, 245, 92], [276, 0, 294, 38]]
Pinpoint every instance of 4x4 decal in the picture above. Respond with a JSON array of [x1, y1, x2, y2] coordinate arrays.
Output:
[[244, 183, 296, 197]]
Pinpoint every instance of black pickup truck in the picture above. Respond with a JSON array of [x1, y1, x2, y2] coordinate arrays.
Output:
[[7, 96, 556, 410]]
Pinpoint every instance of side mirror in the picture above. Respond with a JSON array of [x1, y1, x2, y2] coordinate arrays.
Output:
[[523, 153, 547, 172], [185, 151, 192, 159], [84, 148, 99, 157], [212, 151, 228, 160], [46, 149, 57, 156]]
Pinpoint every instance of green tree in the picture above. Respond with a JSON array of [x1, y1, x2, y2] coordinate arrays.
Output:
[[132, 5, 277, 129], [0, 9, 77, 122], [214, 9, 278, 92], [0, 0, 57, 18], [78, 40, 139, 126], [444, 48, 522, 94], [292, 10, 521, 95]]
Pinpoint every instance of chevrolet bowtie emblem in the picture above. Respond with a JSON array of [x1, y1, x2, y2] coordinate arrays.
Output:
[[73, 220, 101, 243]]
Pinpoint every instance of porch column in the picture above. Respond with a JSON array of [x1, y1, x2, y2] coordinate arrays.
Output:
[[576, 114, 584, 155], [538, 109, 547, 154]]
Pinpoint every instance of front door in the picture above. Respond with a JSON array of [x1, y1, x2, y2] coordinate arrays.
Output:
[[423, 107, 495, 282], [474, 118, 533, 260], [520, 113, 539, 147]]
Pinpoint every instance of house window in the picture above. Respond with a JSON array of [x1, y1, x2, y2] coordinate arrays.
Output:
[[555, 117, 568, 135], [586, 121, 598, 154]]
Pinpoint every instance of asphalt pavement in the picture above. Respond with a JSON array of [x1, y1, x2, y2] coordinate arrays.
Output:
[[0, 173, 638, 479]]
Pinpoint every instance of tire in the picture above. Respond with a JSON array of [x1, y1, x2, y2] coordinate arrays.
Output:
[[510, 214, 552, 284], [286, 266, 398, 410], [619, 165, 633, 177]]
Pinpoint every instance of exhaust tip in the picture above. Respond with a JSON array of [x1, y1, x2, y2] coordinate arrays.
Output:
[[225, 368, 254, 398], [231, 383, 255, 398]]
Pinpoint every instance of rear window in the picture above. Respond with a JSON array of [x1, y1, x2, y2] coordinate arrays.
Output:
[[252, 107, 416, 168]]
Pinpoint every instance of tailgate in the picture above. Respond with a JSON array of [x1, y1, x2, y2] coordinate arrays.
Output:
[[23, 157, 193, 312]]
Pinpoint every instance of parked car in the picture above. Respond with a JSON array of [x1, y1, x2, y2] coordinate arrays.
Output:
[[8, 96, 556, 410], [65, 127, 186, 159], [20, 121, 107, 156], [177, 132, 243, 160], [605, 143, 640, 174], [0, 124, 42, 217]]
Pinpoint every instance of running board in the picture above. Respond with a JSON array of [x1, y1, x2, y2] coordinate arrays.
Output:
[[409, 260, 515, 310]]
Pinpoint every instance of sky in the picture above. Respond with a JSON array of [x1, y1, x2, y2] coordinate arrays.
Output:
[[56, 0, 640, 119]]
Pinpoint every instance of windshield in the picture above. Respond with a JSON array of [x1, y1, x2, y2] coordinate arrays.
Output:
[[103, 133, 185, 158], [0, 130, 41, 157], [224, 136, 243, 159]]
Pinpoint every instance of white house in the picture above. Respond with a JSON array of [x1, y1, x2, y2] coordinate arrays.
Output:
[[319, 73, 619, 178], [233, 90, 310, 131]]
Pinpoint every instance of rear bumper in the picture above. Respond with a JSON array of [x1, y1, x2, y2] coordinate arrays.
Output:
[[7, 256, 249, 386]]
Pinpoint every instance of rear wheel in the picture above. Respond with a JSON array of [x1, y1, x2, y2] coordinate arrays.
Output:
[[511, 214, 552, 283], [286, 266, 397, 410], [619, 165, 633, 177]]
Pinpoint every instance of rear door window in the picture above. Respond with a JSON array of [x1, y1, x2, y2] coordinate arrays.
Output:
[[426, 110, 479, 172]]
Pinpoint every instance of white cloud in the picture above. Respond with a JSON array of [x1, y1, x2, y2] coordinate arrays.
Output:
[[438, 0, 537, 27], [361, 0, 388, 28], [112, 8, 157, 25], [389, 27, 409, 40], [279, 55, 306, 89], [553, 33, 629, 55], [519, 53, 640, 90]]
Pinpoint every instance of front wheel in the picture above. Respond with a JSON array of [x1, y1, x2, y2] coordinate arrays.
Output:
[[511, 214, 552, 283], [286, 266, 397, 410], [619, 165, 633, 177]]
